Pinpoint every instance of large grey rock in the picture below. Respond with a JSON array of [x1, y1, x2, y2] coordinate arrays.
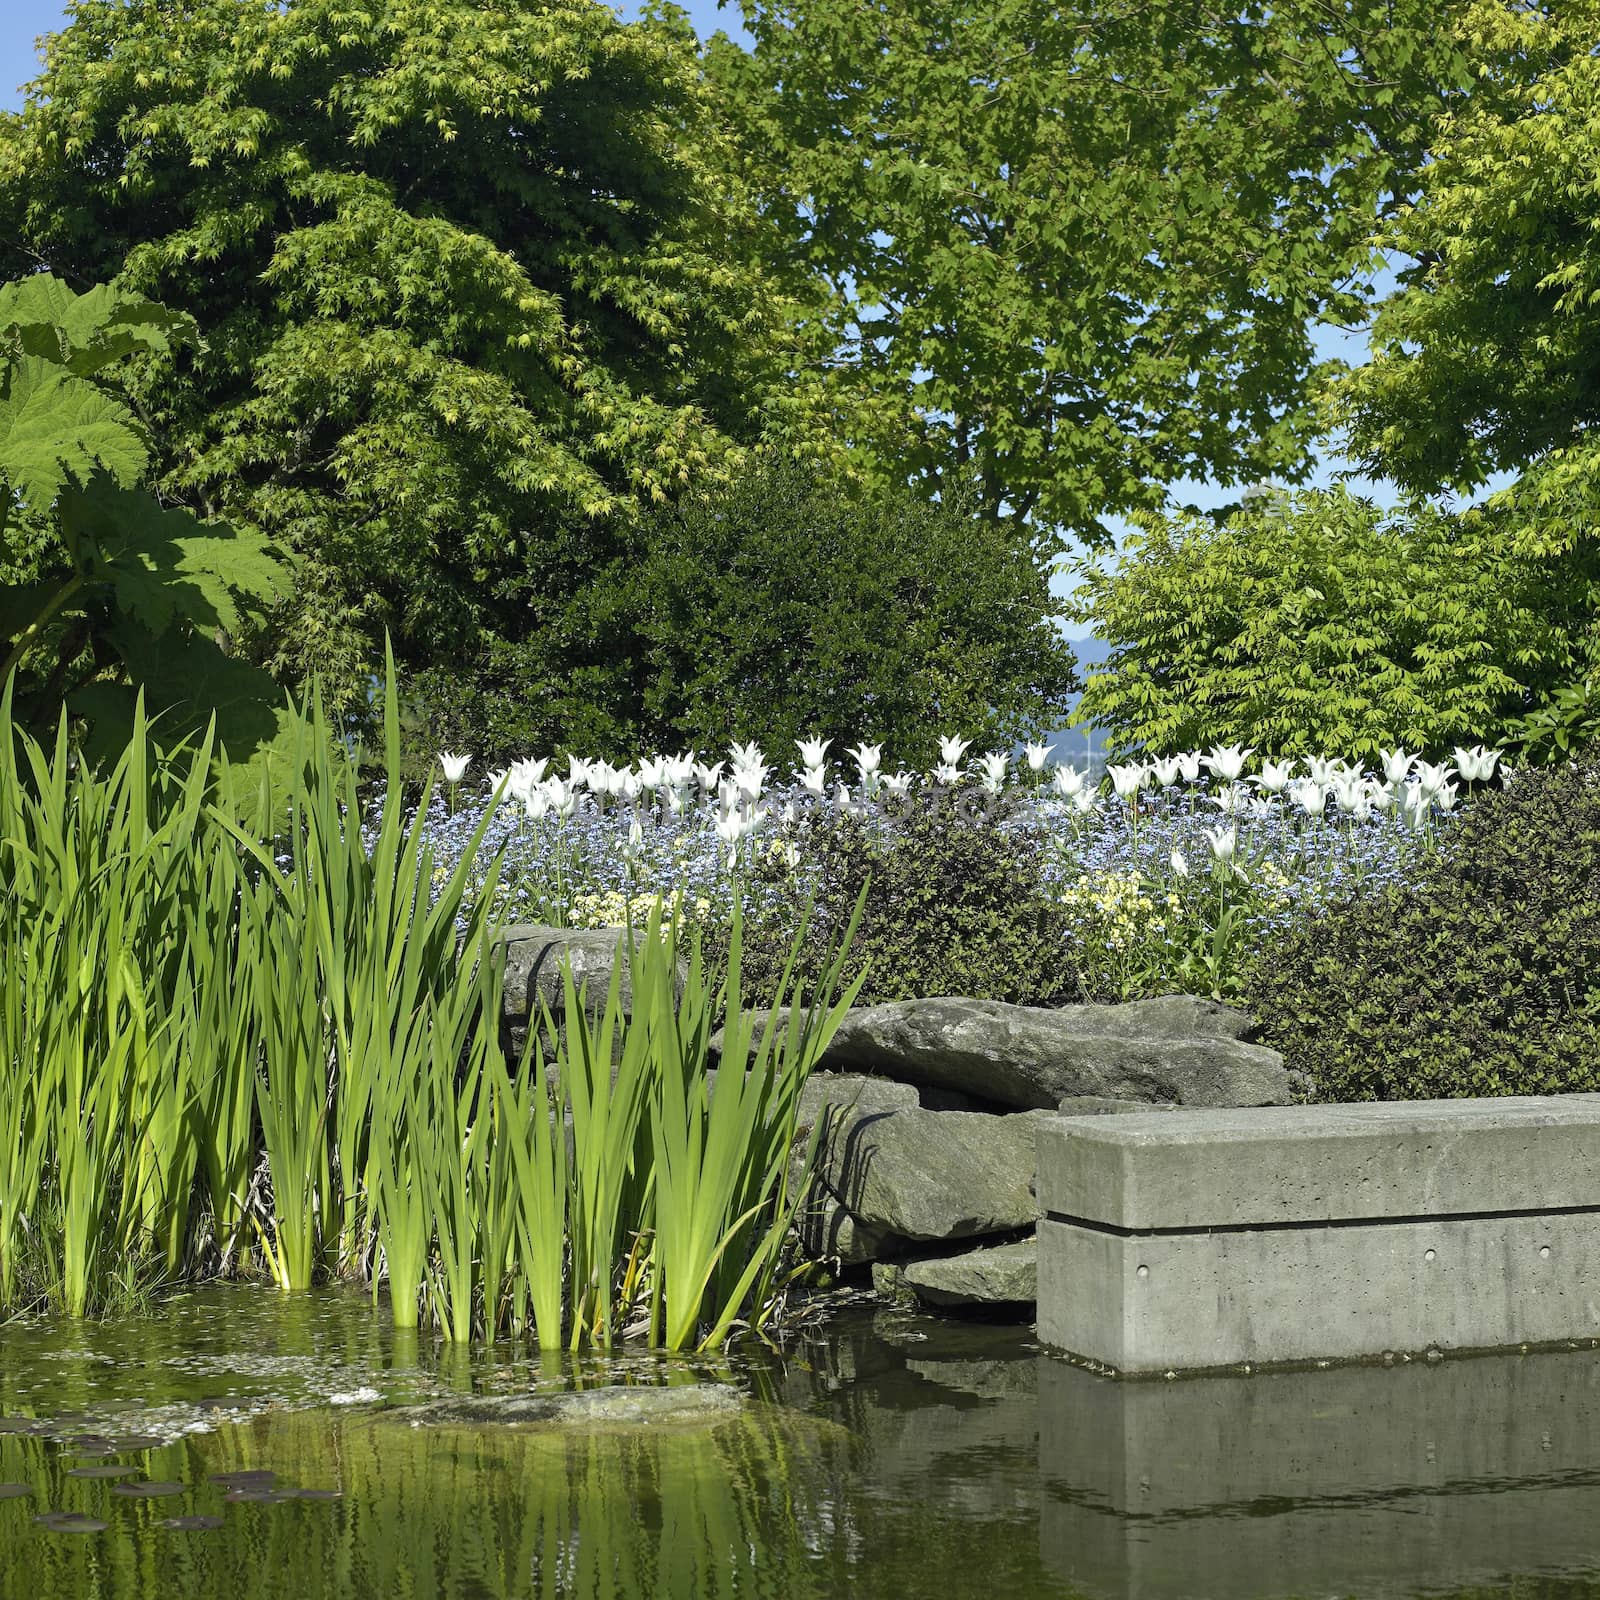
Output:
[[899, 1238, 1038, 1309], [809, 997, 1294, 1111], [817, 1107, 1045, 1243], [388, 1383, 742, 1430], [498, 926, 686, 1061], [792, 1074, 921, 1264]]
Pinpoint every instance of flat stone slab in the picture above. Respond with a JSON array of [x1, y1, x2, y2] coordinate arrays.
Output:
[[818, 997, 1291, 1110], [1036, 1095, 1600, 1373], [387, 1384, 743, 1430], [899, 1239, 1038, 1308]]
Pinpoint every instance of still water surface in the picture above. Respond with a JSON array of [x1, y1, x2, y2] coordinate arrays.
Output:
[[1, 1286, 1599, 1600]]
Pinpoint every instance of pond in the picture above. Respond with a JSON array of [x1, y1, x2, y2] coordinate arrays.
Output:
[[2, 1286, 1600, 1599]]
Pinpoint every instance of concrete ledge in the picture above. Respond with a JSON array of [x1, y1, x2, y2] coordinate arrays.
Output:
[[1036, 1097, 1600, 1373], [1036, 1095, 1600, 1229]]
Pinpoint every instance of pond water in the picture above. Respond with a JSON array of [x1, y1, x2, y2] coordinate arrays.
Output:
[[3, 1286, 1600, 1600]]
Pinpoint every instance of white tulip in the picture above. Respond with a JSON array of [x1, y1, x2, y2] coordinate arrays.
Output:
[[1454, 745, 1500, 783], [735, 765, 768, 803], [1169, 847, 1190, 879], [938, 734, 972, 767], [568, 755, 593, 788], [1071, 787, 1100, 816], [1210, 783, 1247, 816], [977, 751, 1010, 791], [1024, 742, 1051, 773], [523, 788, 549, 822], [484, 768, 509, 797], [1331, 772, 1367, 815], [1290, 778, 1327, 818], [1366, 778, 1395, 813], [1254, 761, 1294, 795], [438, 751, 471, 784], [627, 818, 645, 850], [1204, 743, 1253, 783], [637, 756, 668, 790], [934, 763, 962, 786], [1379, 747, 1415, 786], [799, 765, 827, 798], [882, 771, 914, 796], [1107, 761, 1147, 801], [795, 735, 831, 768], [1051, 763, 1085, 798], [1203, 824, 1238, 863], [1415, 760, 1456, 799], [728, 740, 764, 770], [1149, 755, 1183, 788], [848, 742, 883, 776], [694, 760, 724, 794], [1303, 755, 1340, 787], [1176, 751, 1203, 784]]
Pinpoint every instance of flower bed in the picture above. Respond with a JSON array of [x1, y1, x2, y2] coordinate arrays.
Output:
[[418, 739, 1496, 1003]]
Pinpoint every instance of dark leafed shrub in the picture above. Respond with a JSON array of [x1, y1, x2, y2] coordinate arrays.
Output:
[[1245, 758, 1600, 1102], [722, 802, 1078, 1011]]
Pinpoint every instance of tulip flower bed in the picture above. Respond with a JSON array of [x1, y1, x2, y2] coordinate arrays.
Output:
[[420, 738, 1498, 1004]]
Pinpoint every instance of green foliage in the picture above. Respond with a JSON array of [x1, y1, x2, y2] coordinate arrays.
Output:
[[0, 273, 287, 763], [527, 900, 864, 1352], [424, 457, 1076, 763], [711, 0, 1467, 537], [1245, 760, 1600, 1102], [1065, 487, 1597, 760], [0, 0, 841, 722], [730, 805, 1078, 1010], [1339, 1, 1600, 524], [0, 665, 860, 1348]]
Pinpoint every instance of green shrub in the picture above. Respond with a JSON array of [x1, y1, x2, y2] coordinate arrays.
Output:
[[1245, 760, 1600, 1101], [1064, 486, 1598, 761], [725, 804, 1078, 1009]]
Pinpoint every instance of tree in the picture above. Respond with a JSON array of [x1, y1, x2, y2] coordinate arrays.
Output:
[[1333, 1, 1600, 754], [0, 273, 286, 762], [1064, 487, 1596, 760], [419, 456, 1077, 763], [708, 0, 1467, 539], [1339, 0, 1600, 528], [0, 0, 840, 721]]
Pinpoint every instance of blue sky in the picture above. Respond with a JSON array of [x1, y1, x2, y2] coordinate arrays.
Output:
[[3, 0, 1445, 640]]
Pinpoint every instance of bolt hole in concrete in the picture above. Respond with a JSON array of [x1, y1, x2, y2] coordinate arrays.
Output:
[[1425, 1249, 1437, 1262], [1543, 1245, 1554, 1259], [1137, 1264, 1150, 1279]]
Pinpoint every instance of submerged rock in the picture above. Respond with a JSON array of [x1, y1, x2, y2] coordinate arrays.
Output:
[[388, 1383, 744, 1430]]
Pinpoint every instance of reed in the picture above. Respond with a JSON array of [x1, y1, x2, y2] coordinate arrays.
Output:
[[0, 664, 859, 1348]]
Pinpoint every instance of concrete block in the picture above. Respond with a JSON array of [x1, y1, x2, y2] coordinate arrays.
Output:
[[1036, 1096, 1600, 1372], [1036, 1094, 1600, 1229]]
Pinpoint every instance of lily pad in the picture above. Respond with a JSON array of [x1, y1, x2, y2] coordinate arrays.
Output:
[[224, 1486, 297, 1504], [66, 1464, 139, 1480], [159, 1514, 224, 1531], [0, 1419, 49, 1437], [35, 1511, 109, 1534], [110, 1480, 185, 1499], [108, 1434, 166, 1452], [0, 1483, 34, 1499], [288, 1487, 342, 1500], [208, 1469, 276, 1488]]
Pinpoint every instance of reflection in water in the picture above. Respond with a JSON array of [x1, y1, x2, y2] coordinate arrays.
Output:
[[5, 1288, 1600, 1599], [1038, 1349, 1600, 1600]]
